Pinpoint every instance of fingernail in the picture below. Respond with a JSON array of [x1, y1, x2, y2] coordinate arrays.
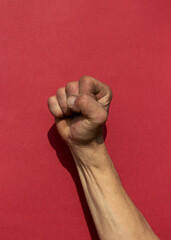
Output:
[[68, 96, 76, 106]]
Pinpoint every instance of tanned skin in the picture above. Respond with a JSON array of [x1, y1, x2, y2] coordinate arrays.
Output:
[[48, 75, 159, 240]]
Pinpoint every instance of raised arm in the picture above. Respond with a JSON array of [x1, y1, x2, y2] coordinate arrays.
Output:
[[48, 75, 159, 240]]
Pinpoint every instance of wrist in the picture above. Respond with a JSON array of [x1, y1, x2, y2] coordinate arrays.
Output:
[[68, 139, 113, 171]]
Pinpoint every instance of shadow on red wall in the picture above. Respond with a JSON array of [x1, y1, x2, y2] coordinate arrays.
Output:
[[47, 123, 107, 240]]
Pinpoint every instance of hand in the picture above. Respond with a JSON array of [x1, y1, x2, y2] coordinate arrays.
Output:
[[47, 75, 113, 148]]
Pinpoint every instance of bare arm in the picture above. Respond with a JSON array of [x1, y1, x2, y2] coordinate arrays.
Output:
[[48, 75, 159, 240], [69, 142, 159, 240]]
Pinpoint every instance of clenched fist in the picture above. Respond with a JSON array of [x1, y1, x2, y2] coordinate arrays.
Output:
[[47, 76, 113, 148]]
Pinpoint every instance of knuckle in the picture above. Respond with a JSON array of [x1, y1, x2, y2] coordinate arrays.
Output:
[[47, 96, 54, 107], [80, 75, 90, 80], [66, 81, 73, 89], [105, 84, 113, 100], [80, 75, 93, 84], [66, 81, 78, 93], [56, 87, 65, 97]]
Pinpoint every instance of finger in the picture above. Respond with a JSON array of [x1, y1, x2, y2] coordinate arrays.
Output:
[[67, 94, 108, 125], [65, 81, 79, 98], [56, 87, 74, 116], [79, 75, 113, 111], [47, 96, 64, 118]]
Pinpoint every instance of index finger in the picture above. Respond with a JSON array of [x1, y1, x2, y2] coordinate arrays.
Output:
[[79, 75, 113, 110]]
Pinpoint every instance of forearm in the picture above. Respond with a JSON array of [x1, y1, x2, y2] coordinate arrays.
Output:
[[69, 142, 159, 240]]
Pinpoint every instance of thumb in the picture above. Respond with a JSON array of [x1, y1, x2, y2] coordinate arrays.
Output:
[[67, 94, 108, 124]]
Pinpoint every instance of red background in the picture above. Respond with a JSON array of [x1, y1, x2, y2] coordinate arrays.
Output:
[[0, 0, 171, 239]]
